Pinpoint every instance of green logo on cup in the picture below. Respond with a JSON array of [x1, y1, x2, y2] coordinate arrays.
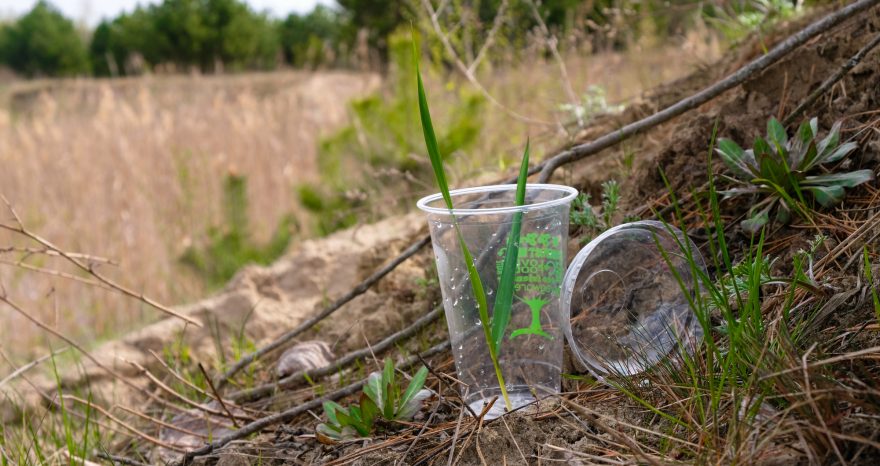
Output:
[[497, 233, 562, 341]]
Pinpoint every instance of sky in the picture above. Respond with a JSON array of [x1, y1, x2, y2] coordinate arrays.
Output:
[[1, 0, 335, 25]]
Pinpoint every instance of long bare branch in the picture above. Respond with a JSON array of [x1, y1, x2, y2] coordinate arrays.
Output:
[[229, 305, 443, 403], [0, 195, 201, 327]]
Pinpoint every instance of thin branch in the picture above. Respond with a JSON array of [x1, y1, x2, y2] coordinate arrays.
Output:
[[63, 395, 187, 452], [420, 0, 556, 126], [0, 247, 116, 265], [0, 347, 68, 389], [114, 404, 208, 441], [0, 293, 156, 399], [784, 30, 880, 126], [123, 358, 252, 422], [467, 0, 509, 75], [197, 362, 240, 428], [229, 305, 443, 403], [215, 234, 431, 388], [0, 195, 200, 327], [180, 340, 451, 464], [95, 453, 150, 466], [0, 259, 116, 291], [535, 0, 880, 182], [524, 0, 582, 126]]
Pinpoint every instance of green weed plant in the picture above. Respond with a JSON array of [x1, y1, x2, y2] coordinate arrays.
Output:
[[716, 117, 872, 233], [317, 358, 429, 441]]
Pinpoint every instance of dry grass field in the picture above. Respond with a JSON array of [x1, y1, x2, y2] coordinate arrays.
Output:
[[0, 36, 719, 367]]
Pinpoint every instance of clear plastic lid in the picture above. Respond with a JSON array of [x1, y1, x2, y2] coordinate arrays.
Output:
[[562, 220, 705, 377]]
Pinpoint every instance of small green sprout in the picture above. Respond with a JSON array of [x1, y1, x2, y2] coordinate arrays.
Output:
[[570, 180, 631, 242], [316, 358, 430, 442], [716, 117, 873, 233]]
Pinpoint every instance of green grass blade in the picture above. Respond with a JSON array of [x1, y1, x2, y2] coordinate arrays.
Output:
[[415, 55, 452, 210], [491, 140, 530, 349], [414, 36, 512, 412]]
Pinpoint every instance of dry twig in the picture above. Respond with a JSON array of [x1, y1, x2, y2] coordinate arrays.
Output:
[[0, 195, 200, 326]]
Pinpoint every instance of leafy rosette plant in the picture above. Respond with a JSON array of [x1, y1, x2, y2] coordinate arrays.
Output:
[[716, 117, 873, 233], [317, 358, 430, 442]]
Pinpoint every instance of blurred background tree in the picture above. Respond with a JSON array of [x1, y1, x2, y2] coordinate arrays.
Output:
[[0, 0, 89, 77], [0, 0, 787, 78]]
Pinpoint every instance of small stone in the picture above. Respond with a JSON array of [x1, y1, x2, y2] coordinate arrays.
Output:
[[276, 340, 334, 378]]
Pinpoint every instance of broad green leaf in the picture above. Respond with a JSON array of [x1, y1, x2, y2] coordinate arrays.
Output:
[[800, 140, 819, 172], [317, 422, 342, 438], [817, 141, 858, 165], [716, 139, 752, 180], [382, 358, 395, 419], [805, 185, 845, 207], [753, 136, 772, 158], [798, 119, 815, 144], [359, 393, 379, 427], [399, 366, 429, 413], [816, 121, 841, 161], [767, 117, 787, 148], [348, 405, 371, 436], [491, 141, 530, 349], [398, 389, 432, 420], [803, 170, 874, 188], [741, 210, 769, 234], [323, 401, 345, 426], [809, 117, 818, 140], [775, 201, 791, 224], [364, 372, 383, 411]]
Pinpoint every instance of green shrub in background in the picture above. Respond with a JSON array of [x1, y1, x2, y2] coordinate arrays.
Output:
[[181, 174, 296, 288], [299, 31, 486, 237], [0, 1, 90, 77]]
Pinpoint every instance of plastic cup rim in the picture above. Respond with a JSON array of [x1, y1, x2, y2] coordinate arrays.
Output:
[[416, 183, 578, 216]]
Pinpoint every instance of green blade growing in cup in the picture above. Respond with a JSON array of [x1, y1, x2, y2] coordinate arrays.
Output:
[[414, 39, 531, 413], [491, 141, 529, 349]]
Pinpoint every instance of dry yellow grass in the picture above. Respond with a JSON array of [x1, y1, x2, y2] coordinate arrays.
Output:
[[0, 35, 719, 366], [0, 71, 380, 360]]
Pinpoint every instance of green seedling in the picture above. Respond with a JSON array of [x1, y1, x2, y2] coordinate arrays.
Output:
[[317, 358, 430, 442], [415, 37, 530, 412], [716, 116, 873, 233], [570, 179, 631, 243], [510, 296, 552, 339]]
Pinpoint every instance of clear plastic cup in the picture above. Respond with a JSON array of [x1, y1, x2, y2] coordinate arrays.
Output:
[[561, 220, 705, 378], [417, 184, 578, 419]]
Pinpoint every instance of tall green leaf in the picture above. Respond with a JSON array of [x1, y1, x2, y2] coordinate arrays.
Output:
[[491, 141, 530, 349], [414, 36, 512, 412]]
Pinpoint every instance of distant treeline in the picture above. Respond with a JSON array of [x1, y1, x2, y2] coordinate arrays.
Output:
[[0, 0, 757, 78]]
